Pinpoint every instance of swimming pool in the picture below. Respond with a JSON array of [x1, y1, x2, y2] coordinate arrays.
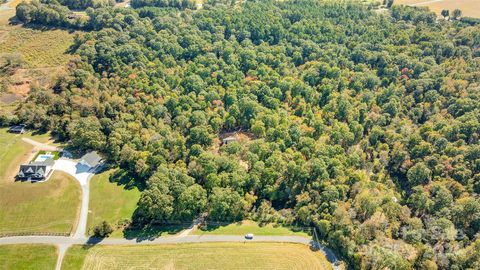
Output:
[[35, 154, 54, 162]]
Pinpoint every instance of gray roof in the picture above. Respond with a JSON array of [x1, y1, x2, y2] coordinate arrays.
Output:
[[80, 151, 102, 167], [31, 158, 55, 167], [18, 164, 48, 179]]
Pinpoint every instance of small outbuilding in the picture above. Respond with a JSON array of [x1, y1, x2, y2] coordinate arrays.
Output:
[[222, 136, 237, 145], [8, 124, 25, 134], [79, 151, 103, 169]]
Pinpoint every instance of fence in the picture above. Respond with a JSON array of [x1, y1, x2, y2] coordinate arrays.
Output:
[[0, 232, 70, 238]]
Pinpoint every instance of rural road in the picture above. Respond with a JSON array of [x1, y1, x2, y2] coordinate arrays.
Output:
[[0, 234, 339, 265]]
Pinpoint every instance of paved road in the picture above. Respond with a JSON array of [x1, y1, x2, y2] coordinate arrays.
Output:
[[0, 234, 340, 268]]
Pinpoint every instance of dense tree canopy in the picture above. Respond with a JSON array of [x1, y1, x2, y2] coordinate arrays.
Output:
[[12, 0, 480, 268]]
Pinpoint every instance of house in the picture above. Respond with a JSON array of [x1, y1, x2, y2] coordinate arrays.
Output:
[[222, 136, 237, 145], [79, 151, 103, 169], [17, 158, 54, 181], [8, 124, 25, 134]]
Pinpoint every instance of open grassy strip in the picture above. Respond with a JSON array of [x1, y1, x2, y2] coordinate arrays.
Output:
[[0, 128, 33, 181], [0, 171, 81, 235], [87, 169, 141, 237], [193, 220, 310, 237], [63, 242, 332, 270], [395, 0, 480, 18], [0, 244, 57, 270]]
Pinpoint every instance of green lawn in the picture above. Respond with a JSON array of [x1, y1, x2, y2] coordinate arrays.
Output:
[[63, 243, 332, 270], [0, 128, 52, 181], [0, 171, 81, 235], [193, 220, 310, 237], [0, 129, 33, 181], [87, 169, 141, 237], [0, 244, 57, 270]]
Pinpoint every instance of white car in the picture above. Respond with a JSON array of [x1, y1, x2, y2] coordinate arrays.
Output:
[[245, 233, 254, 239]]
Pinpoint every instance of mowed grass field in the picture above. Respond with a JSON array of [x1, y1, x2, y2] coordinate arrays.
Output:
[[62, 243, 333, 270], [87, 169, 141, 237], [395, 0, 480, 18], [0, 244, 57, 270], [193, 220, 309, 237], [0, 128, 81, 235], [0, 171, 81, 235], [0, 128, 51, 181]]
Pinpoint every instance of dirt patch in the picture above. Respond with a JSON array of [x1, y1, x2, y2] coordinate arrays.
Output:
[[0, 92, 19, 104], [10, 81, 30, 96]]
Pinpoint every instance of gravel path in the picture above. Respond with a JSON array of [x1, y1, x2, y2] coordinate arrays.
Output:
[[22, 138, 59, 151]]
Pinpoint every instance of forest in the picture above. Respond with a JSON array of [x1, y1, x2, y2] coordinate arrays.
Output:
[[5, 0, 480, 269]]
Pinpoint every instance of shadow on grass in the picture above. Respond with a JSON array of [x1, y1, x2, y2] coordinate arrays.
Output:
[[122, 223, 190, 242], [109, 168, 146, 192], [196, 220, 242, 234]]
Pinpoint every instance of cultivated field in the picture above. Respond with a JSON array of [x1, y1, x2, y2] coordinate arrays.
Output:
[[193, 220, 309, 237], [62, 242, 332, 270], [395, 0, 480, 18], [0, 244, 57, 270], [87, 169, 141, 237], [0, 171, 81, 235]]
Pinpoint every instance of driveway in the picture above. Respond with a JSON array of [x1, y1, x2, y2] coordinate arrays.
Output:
[[53, 159, 95, 239]]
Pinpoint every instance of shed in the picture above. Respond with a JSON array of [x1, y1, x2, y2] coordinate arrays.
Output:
[[222, 136, 237, 145], [8, 124, 25, 134]]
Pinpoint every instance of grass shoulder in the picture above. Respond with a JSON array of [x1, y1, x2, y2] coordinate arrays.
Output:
[[193, 220, 310, 237], [0, 244, 57, 270]]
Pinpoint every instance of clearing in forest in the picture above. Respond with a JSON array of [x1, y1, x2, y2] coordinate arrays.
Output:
[[395, 0, 480, 18], [62, 242, 332, 270]]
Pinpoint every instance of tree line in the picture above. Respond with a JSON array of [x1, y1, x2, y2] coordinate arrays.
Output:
[[8, 0, 480, 269]]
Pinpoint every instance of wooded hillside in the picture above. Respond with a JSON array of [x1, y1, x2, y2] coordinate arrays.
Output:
[[8, 0, 480, 268]]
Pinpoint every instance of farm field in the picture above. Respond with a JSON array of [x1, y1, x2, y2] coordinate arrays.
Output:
[[193, 220, 309, 237], [0, 244, 57, 270], [87, 169, 141, 237], [0, 171, 81, 235], [62, 242, 332, 270], [395, 0, 480, 18], [0, 7, 74, 119]]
